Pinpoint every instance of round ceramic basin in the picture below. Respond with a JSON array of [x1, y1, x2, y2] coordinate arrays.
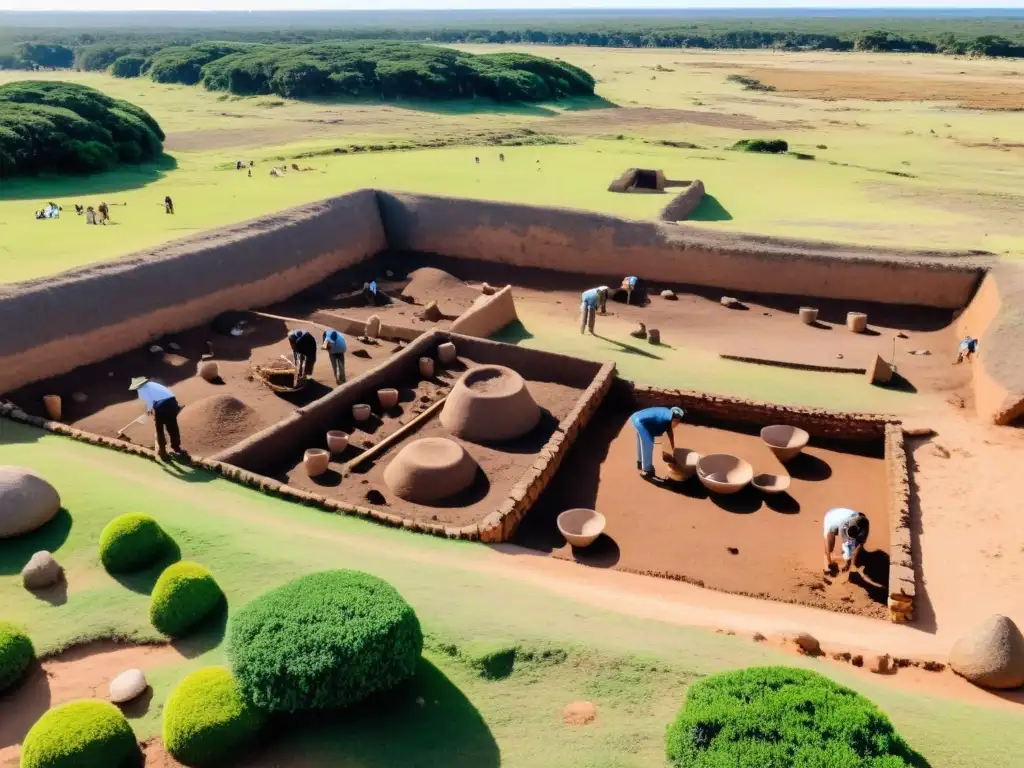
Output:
[[557, 508, 607, 548], [752, 473, 791, 495], [697, 454, 753, 495], [760, 425, 810, 463]]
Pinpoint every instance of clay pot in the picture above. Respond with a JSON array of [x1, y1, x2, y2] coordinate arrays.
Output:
[[326, 430, 349, 454], [752, 473, 791, 494], [847, 312, 868, 333], [437, 342, 457, 364], [197, 360, 219, 382], [660, 448, 700, 482], [383, 437, 479, 504], [42, 395, 61, 421], [799, 307, 819, 325], [760, 425, 810, 463], [419, 357, 435, 378], [365, 315, 382, 339], [303, 448, 330, 478], [378, 388, 399, 409], [557, 509, 607, 548], [440, 365, 541, 444], [696, 454, 753, 495], [352, 404, 372, 422]]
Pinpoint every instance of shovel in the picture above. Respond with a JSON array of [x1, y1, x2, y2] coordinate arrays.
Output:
[[116, 414, 147, 439]]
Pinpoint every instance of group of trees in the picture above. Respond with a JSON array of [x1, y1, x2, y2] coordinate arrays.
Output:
[[0, 81, 164, 177]]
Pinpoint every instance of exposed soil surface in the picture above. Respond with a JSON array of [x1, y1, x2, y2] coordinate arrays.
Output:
[[516, 404, 890, 619], [0, 641, 186, 762], [281, 358, 584, 528]]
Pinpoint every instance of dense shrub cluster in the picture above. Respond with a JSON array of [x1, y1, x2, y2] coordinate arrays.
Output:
[[733, 138, 789, 154], [21, 700, 139, 768], [149, 561, 224, 637], [99, 513, 173, 573], [228, 569, 423, 712], [0, 621, 34, 692], [154, 41, 595, 102], [0, 81, 164, 177], [666, 667, 924, 768], [110, 55, 147, 79], [163, 666, 264, 766]]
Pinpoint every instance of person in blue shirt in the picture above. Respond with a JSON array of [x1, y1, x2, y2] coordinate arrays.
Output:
[[630, 406, 685, 479], [321, 329, 348, 385], [362, 280, 379, 305], [621, 276, 640, 305], [129, 377, 186, 460], [580, 286, 610, 335], [955, 335, 979, 365]]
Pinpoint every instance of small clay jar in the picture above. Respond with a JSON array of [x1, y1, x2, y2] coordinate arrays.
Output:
[[42, 395, 61, 421], [197, 360, 219, 382], [303, 448, 330, 478], [847, 312, 867, 333], [378, 388, 399, 409], [647, 329, 661, 345], [326, 430, 349, 454], [352, 404, 372, 421], [419, 357, 435, 378], [799, 307, 819, 325], [438, 342, 457, 364], [365, 315, 382, 339]]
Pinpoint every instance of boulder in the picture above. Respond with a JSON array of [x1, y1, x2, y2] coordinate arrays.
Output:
[[784, 632, 820, 655], [0, 467, 61, 538], [660, 290, 677, 300], [22, 551, 62, 589], [420, 301, 443, 323], [869, 654, 890, 675], [949, 615, 1024, 689], [109, 669, 148, 704]]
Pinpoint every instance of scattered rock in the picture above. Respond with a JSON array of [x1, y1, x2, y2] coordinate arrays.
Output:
[[784, 632, 820, 655], [949, 615, 1024, 689], [0, 466, 61, 538], [836, 354, 844, 360], [420, 301, 443, 323], [365, 489, 387, 506], [910, 349, 931, 356], [852, 654, 864, 667], [352, 349, 372, 359], [763, 312, 771, 316], [481, 282, 496, 296], [647, 329, 661, 345], [22, 550, 62, 589], [752, 632, 766, 643], [869, 654, 891, 674], [168, 342, 182, 351], [726, 547, 739, 555], [109, 669, 148, 704], [660, 289, 677, 300], [897, 331, 909, 339], [720, 296, 740, 308], [71, 392, 88, 404], [947, 394, 965, 409], [148, 345, 163, 354], [386, 270, 395, 278], [562, 701, 597, 726]]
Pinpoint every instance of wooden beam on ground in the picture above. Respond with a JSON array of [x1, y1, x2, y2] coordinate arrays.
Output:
[[344, 396, 448, 473]]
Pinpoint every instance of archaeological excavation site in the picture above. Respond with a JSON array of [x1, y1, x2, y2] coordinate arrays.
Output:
[[2, 187, 1023, 635]]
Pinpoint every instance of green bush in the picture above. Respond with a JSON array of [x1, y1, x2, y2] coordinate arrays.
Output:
[[163, 666, 264, 766], [732, 138, 789, 154], [110, 55, 146, 79], [21, 699, 139, 768], [0, 621, 34, 692], [228, 570, 422, 712], [149, 561, 224, 638], [665, 666, 924, 768], [99, 513, 173, 573]]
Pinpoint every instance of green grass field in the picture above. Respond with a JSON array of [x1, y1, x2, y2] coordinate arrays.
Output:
[[2, 420, 1023, 766]]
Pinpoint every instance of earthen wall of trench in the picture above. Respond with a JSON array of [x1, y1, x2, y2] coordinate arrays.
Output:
[[659, 180, 706, 222], [448, 285, 519, 338]]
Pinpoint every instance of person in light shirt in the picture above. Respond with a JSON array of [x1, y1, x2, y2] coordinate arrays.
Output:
[[823, 508, 870, 574], [129, 377, 186, 460]]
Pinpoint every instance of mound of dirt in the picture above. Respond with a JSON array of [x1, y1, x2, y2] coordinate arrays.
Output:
[[178, 395, 263, 456], [401, 267, 478, 313]]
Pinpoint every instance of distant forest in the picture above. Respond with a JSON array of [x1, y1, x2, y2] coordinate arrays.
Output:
[[1, 12, 1024, 73]]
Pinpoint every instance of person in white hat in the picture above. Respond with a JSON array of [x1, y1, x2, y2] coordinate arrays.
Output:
[[129, 377, 185, 460]]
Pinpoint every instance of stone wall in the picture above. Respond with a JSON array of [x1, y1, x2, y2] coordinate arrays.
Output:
[[659, 180, 706, 222], [886, 424, 915, 624], [448, 285, 519, 338]]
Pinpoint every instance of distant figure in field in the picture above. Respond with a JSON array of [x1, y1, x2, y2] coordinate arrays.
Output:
[[362, 280, 379, 305], [74, 204, 84, 215], [474, 156, 480, 164], [955, 336, 979, 364], [85, 206, 96, 225], [97, 202, 109, 224], [236, 160, 243, 170], [823, 508, 870, 574], [621, 276, 640, 305], [164, 196, 174, 215], [248, 169, 252, 178], [499, 153, 505, 162], [249, 160, 255, 167], [579, 286, 610, 335]]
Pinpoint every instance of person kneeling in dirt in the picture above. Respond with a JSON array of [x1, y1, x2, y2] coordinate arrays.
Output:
[[580, 286, 610, 334], [630, 406, 684, 481], [321, 329, 347, 385], [954, 335, 979, 365], [287, 328, 318, 385], [130, 377, 187, 461], [823, 508, 869, 574]]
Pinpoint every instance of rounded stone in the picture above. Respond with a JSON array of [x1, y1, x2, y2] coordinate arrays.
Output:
[[949, 614, 1024, 689], [440, 365, 541, 444], [0, 467, 61, 539], [22, 551, 62, 590], [109, 668, 148, 704], [383, 437, 479, 505], [660, 289, 676, 300]]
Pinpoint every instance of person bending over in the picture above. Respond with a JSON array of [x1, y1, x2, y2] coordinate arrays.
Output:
[[287, 328, 318, 385], [580, 286, 610, 334], [954, 336, 979, 365], [130, 377, 186, 461], [630, 406, 685, 480], [621, 276, 640, 305], [823, 508, 870, 573], [321, 329, 347, 385]]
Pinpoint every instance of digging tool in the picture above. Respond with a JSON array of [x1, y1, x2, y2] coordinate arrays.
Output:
[[116, 414, 147, 439]]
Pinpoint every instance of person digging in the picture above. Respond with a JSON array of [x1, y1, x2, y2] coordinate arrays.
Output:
[[129, 377, 187, 461], [954, 335, 979, 365], [823, 508, 870, 575], [630, 406, 685, 481], [287, 328, 318, 387], [621, 276, 640, 305], [580, 286, 610, 335], [321, 328, 347, 386]]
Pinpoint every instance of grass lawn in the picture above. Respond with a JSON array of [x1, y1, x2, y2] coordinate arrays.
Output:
[[2, 420, 1023, 766]]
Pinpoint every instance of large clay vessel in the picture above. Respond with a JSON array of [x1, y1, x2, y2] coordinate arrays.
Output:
[[378, 388, 399, 409], [42, 395, 61, 421], [383, 437, 479, 504], [760, 425, 810, 463], [419, 357, 435, 378], [697, 454, 753, 495], [352, 404, 372, 422], [440, 365, 541, 443], [437, 342, 457, 364], [365, 315, 381, 339], [326, 430, 349, 454], [847, 312, 868, 333], [197, 360, 220, 382], [799, 307, 819, 325], [557, 509, 606, 548], [303, 449, 330, 478]]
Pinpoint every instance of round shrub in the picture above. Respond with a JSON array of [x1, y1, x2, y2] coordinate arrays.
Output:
[[149, 561, 224, 638], [163, 666, 264, 766], [99, 513, 172, 573], [666, 666, 923, 767], [21, 699, 139, 768], [0, 620, 34, 692], [228, 570, 422, 712]]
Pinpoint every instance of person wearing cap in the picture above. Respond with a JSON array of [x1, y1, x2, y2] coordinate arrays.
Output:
[[954, 335, 979, 365], [621, 276, 640, 305], [630, 406, 685, 479], [362, 280, 379, 305], [823, 508, 870, 573], [287, 328, 318, 385], [580, 286, 610, 334], [321, 328, 347, 385], [129, 377, 185, 460]]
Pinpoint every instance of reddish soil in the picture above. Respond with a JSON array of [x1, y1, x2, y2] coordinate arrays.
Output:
[[516, 404, 891, 619], [281, 358, 583, 528], [0, 641, 185, 763]]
